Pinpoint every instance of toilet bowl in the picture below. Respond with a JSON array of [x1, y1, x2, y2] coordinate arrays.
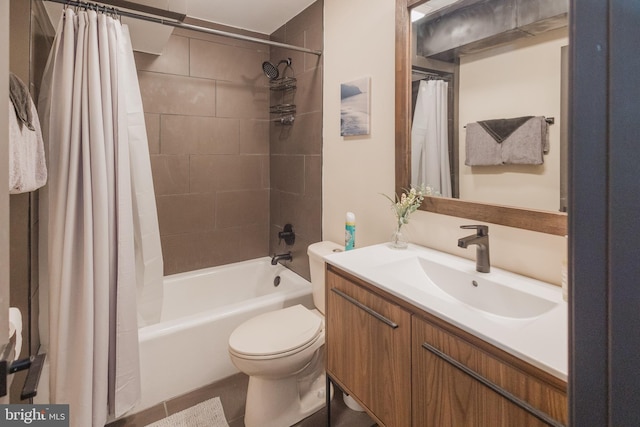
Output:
[[228, 241, 342, 427]]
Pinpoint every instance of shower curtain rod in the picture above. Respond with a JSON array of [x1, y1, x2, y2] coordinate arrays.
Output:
[[412, 68, 452, 80], [45, 0, 323, 56]]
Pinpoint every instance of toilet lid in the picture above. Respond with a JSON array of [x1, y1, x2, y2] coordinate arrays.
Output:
[[229, 305, 322, 357]]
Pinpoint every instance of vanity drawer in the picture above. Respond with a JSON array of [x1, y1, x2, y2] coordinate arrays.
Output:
[[326, 266, 412, 427], [412, 315, 567, 427]]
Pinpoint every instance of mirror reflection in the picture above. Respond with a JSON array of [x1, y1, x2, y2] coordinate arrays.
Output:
[[410, 0, 568, 213]]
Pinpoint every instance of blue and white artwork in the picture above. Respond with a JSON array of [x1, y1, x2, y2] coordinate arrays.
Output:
[[340, 77, 370, 136]]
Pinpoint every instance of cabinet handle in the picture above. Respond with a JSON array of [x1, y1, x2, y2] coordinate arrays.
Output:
[[421, 342, 565, 427], [331, 288, 399, 329]]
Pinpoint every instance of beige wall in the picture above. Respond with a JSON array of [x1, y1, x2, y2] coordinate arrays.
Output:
[[322, 0, 398, 249], [323, 0, 565, 286], [459, 28, 568, 211]]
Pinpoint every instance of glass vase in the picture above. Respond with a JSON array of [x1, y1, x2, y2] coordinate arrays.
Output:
[[390, 223, 408, 249]]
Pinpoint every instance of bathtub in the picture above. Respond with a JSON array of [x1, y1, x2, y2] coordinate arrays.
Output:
[[135, 257, 314, 412]]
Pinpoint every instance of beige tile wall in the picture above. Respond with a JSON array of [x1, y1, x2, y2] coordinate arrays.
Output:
[[269, 1, 324, 280], [135, 27, 271, 275], [135, 1, 323, 277]]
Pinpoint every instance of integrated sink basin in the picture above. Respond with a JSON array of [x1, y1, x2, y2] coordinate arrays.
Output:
[[415, 257, 557, 319], [366, 247, 560, 320]]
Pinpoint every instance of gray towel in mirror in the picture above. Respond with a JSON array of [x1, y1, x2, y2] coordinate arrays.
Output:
[[477, 116, 534, 143], [465, 116, 549, 166]]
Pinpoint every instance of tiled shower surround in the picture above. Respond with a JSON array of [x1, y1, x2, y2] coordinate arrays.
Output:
[[135, 1, 323, 278], [269, 2, 323, 280]]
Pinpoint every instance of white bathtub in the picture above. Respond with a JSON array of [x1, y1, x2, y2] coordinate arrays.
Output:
[[135, 257, 314, 412]]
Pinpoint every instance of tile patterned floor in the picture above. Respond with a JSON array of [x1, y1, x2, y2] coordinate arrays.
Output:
[[105, 373, 376, 427]]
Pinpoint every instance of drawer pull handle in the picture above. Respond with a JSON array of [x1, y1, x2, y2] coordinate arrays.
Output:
[[331, 288, 399, 329], [421, 342, 564, 427]]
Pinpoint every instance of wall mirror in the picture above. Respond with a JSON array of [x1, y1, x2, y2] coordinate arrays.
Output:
[[396, 0, 568, 235]]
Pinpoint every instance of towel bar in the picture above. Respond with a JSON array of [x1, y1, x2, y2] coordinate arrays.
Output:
[[464, 116, 555, 128]]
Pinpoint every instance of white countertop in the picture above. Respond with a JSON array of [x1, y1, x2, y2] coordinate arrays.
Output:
[[325, 243, 568, 381]]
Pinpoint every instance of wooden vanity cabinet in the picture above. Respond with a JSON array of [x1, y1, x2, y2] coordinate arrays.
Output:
[[412, 315, 567, 427], [325, 265, 412, 427], [326, 265, 567, 427]]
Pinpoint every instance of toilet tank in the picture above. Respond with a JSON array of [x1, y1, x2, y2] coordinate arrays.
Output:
[[307, 241, 343, 314]]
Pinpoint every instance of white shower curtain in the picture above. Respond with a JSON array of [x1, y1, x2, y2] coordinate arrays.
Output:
[[37, 8, 163, 426], [411, 79, 452, 197]]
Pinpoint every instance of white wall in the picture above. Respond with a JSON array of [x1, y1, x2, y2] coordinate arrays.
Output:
[[323, 0, 565, 285]]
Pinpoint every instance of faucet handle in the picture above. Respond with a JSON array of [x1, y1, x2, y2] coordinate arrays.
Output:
[[460, 224, 489, 236], [278, 223, 296, 246]]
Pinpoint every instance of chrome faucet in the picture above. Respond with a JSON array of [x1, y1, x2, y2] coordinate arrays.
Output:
[[271, 252, 293, 265], [458, 225, 490, 273]]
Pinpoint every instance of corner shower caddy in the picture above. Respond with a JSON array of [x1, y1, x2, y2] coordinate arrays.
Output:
[[269, 76, 297, 126]]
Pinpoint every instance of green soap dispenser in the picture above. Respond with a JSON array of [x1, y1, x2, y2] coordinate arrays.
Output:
[[345, 212, 356, 251]]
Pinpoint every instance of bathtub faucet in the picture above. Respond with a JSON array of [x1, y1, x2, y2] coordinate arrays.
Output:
[[271, 252, 293, 265]]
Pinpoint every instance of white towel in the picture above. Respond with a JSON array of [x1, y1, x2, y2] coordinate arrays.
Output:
[[8, 307, 22, 361], [8, 97, 48, 193]]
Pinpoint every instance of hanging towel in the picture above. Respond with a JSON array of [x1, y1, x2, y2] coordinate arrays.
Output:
[[465, 116, 549, 166], [464, 122, 503, 166], [477, 116, 533, 143], [8, 74, 47, 193], [501, 116, 549, 164], [9, 73, 35, 131]]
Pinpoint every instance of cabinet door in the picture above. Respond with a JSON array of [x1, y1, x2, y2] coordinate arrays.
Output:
[[326, 268, 411, 427], [412, 316, 567, 427]]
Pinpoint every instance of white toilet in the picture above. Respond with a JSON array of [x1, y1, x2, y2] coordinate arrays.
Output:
[[228, 241, 343, 427]]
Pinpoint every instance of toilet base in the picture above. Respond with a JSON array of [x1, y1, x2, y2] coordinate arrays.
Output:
[[243, 351, 332, 427]]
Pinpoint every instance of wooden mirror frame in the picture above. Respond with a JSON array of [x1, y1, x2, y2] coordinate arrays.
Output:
[[395, 0, 567, 236]]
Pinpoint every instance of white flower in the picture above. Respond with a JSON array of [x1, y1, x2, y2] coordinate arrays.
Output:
[[382, 184, 433, 227]]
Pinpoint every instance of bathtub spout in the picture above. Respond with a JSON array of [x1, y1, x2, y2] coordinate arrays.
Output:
[[271, 252, 293, 265]]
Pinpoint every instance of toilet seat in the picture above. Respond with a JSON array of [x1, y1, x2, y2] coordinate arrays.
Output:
[[229, 304, 322, 360]]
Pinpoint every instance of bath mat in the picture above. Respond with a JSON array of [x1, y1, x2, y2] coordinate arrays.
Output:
[[145, 397, 229, 427]]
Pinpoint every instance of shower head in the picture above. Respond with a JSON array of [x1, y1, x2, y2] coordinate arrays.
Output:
[[262, 61, 279, 79], [262, 58, 292, 80]]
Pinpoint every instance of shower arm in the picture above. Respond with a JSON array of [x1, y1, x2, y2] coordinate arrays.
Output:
[[44, 0, 323, 56]]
